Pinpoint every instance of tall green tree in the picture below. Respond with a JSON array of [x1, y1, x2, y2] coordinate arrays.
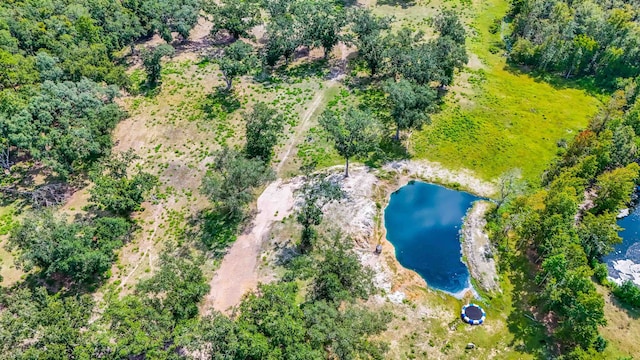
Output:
[[578, 212, 622, 262], [383, 78, 437, 139], [142, 44, 175, 89], [350, 8, 391, 76], [215, 40, 257, 91], [592, 163, 640, 214], [89, 151, 158, 217], [137, 252, 210, 321], [296, 178, 344, 253], [319, 107, 381, 177], [311, 233, 374, 303], [204, 0, 261, 40], [293, 0, 346, 58], [125, 0, 201, 42], [263, 16, 301, 66], [201, 148, 274, 220], [434, 9, 466, 45], [432, 35, 468, 87], [244, 102, 285, 162]]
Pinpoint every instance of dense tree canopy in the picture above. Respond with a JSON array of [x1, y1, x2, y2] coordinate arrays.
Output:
[[9, 211, 131, 284], [263, 0, 347, 65], [204, 0, 261, 40], [4, 79, 125, 177], [495, 85, 640, 355], [509, 0, 640, 83]]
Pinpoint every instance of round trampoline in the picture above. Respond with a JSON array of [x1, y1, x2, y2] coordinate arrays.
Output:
[[461, 303, 486, 325]]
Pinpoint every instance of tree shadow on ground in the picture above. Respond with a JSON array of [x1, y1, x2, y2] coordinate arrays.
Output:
[[365, 136, 412, 169], [191, 209, 241, 259], [606, 291, 640, 320], [271, 59, 330, 82], [200, 88, 241, 120], [503, 62, 612, 98], [499, 245, 552, 359], [377, 0, 416, 8]]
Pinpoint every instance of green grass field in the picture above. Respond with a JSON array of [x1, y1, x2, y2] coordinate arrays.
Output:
[[410, 0, 603, 184]]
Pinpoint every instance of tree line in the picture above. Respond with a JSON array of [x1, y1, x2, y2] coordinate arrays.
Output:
[[508, 0, 640, 85], [1, 231, 390, 359], [491, 81, 640, 358]]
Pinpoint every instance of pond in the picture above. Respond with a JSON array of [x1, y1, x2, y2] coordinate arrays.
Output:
[[606, 205, 640, 285], [384, 181, 480, 296]]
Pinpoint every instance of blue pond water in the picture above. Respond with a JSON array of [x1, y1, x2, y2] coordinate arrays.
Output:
[[605, 205, 640, 281], [384, 181, 480, 295]]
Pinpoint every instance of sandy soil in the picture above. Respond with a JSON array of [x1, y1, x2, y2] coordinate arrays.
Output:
[[202, 179, 297, 314], [461, 201, 499, 292], [383, 160, 497, 197]]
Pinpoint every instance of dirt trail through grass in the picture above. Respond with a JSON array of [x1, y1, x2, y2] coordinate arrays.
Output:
[[202, 180, 296, 314], [118, 203, 164, 290], [201, 79, 334, 313], [201, 45, 349, 314], [276, 89, 326, 174]]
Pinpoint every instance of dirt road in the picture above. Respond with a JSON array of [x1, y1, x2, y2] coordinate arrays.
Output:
[[202, 179, 296, 314]]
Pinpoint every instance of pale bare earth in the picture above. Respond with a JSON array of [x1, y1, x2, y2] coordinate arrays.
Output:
[[383, 159, 497, 197], [461, 201, 499, 292], [202, 179, 297, 314]]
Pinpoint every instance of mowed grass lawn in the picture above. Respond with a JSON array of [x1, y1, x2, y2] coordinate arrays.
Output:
[[411, 0, 603, 183]]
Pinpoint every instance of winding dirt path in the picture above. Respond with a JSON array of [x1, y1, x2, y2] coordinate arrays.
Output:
[[202, 180, 295, 314], [201, 43, 351, 314]]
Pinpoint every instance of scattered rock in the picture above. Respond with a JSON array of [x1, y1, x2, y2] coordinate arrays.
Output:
[[461, 201, 499, 292]]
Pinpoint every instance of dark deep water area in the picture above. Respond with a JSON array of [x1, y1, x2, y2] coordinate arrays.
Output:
[[384, 181, 480, 295]]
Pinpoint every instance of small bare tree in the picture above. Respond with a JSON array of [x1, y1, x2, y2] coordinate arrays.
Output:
[[496, 168, 524, 211]]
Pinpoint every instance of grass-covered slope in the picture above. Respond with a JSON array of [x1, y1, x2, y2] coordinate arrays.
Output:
[[412, 0, 602, 183]]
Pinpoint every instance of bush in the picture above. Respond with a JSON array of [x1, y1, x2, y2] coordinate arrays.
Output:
[[592, 262, 609, 285], [612, 281, 640, 308]]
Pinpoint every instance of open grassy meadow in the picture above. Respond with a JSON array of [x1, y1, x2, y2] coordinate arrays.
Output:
[[393, 0, 603, 183]]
